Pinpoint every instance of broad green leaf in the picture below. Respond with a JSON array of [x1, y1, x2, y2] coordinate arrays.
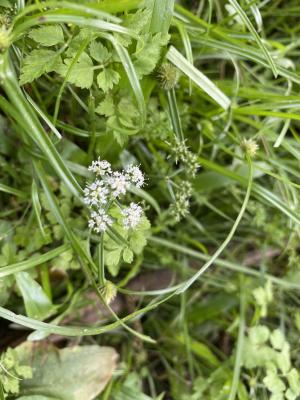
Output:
[[57, 53, 94, 89], [16, 272, 54, 320], [17, 343, 117, 400], [20, 50, 61, 85], [28, 25, 64, 46], [89, 40, 110, 63], [97, 68, 120, 92]]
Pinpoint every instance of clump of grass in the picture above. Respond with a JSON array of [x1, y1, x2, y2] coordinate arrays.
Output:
[[0, 0, 300, 399]]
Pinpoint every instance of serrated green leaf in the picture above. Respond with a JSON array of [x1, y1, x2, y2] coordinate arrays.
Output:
[[97, 68, 120, 92], [95, 94, 115, 116], [123, 247, 133, 263], [20, 50, 61, 85], [124, 8, 151, 34], [89, 40, 110, 63], [130, 231, 147, 255], [134, 33, 169, 77], [28, 25, 64, 47], [57, 53, 94, 89], [105, 248, 122, 276]]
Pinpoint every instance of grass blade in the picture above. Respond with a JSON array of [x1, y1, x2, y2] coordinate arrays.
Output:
[[228, 0, 277, 77], [167, 46, 230, 110]]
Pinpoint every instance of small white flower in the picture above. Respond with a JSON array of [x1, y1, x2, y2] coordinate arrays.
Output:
[[89, 209, 113, 233], [125, 165, 145, 188], [122, 202, 143, 229], [108, 171, 130, 198], [88, 158, 112, 176], [84, 180, 109, 206]]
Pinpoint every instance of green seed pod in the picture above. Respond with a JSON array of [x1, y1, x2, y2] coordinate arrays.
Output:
[[158, 62, 179, 90]]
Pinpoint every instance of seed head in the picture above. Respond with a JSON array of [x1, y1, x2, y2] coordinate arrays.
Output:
[[158, 63, 179, 90], [241, 138, 259, 158], [99, 280, 117, 304]]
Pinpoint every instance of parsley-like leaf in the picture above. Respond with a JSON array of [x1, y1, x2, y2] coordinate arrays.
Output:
[[95, 94, 115, 117], [97, 68, 120, 92], [89, 40, 110, 64], [57, 53, 94, 89], [20, 49, 61, 85], [28, 25, 64, 46], [133, 33, 170, 77]]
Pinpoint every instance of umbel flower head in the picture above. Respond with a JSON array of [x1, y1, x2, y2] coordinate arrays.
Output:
[[85, 158, 145, 233]]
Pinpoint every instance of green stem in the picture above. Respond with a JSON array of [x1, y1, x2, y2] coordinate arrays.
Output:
[[229, 280, 246, 400], [97, 234, 105, 286], [166, 88, 184, 141]]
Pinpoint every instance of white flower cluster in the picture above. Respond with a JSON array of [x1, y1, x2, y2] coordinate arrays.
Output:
[[122, 202, 143, 229], [85, 158, 145, 233]]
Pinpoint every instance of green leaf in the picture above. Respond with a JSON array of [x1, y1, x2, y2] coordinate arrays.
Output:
[[17, 343, 117, 400], [130, 231, 147, 255], [134, 33, 169, 77], [125, 7, 151, 34], [248, 325, 270, 345], [114, 372, 152, 400], [270, 329, 285, 350], [263, 370, 286, 394], [89, 40, 110, 63], [20, 50, 61, 85], [97, 68, 120, 92], [57, 53, 94, 89], [287, 369, 300, 395], [95, 94, 115, 116], [28, 25, 64, 46], [105, 247, 122, 276], [276, 343, 291, 374], [15, 272, 54, 320], [123, 247, 133, 263]]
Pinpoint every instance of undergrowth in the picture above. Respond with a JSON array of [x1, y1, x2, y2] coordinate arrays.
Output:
[[0, 0, 300, 399]]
